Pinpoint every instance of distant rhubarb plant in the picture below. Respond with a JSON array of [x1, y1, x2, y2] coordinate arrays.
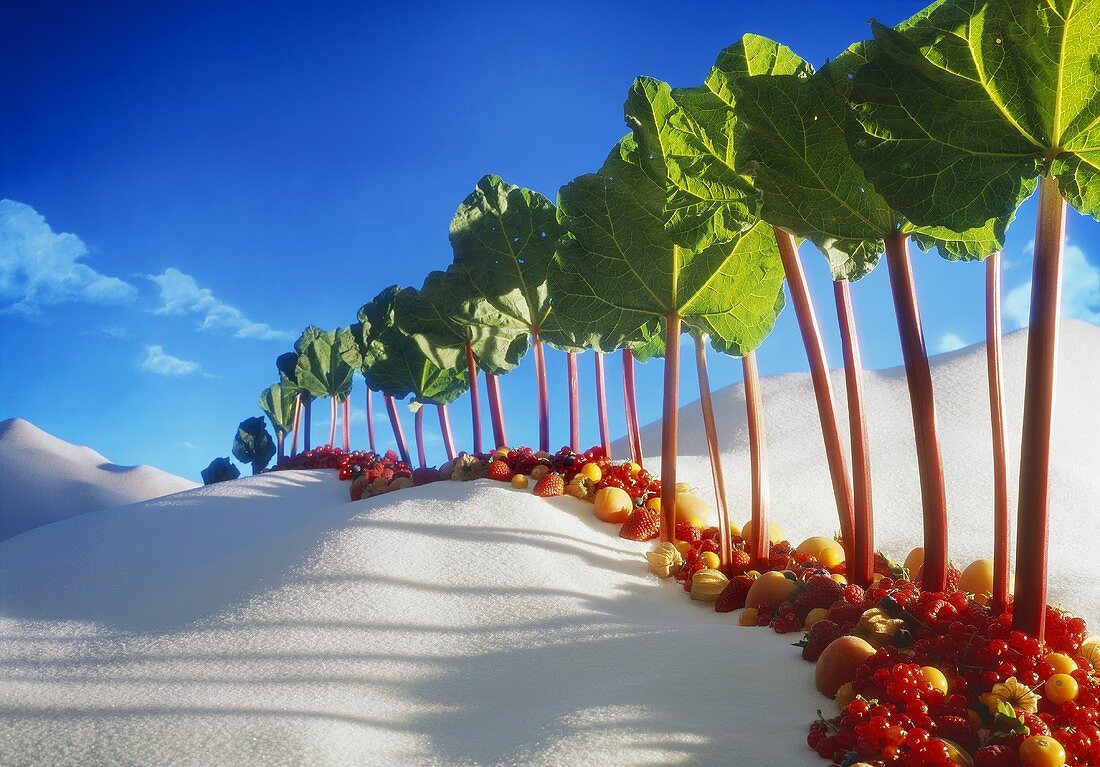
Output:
[[200, 456, 240, 485], [259, 379, 298, 462], [232, 417, 276, 475]]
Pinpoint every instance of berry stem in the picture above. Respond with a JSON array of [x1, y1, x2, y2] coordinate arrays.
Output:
[[594, 351, 611, 458], [659, 313, 681, 544], [486, 373, 507, 449], [464, 339, 484, 454], [834, 279, 874, 587], [437, 404, 456, 462], [775, 228, 855, 559], [1014, 174, 1066, 640], [986, 252, 1011, 615], [384, 394, 411, 466], [693, 332, 732, 571], [743, 351, 770, 569], [622, 348, 643, 465], [532, 329, 550, 453], [365, 387, 376, 453], [567, 351, 580, 452], [884, 230, 948, 593], [414, 406, 427, 469]]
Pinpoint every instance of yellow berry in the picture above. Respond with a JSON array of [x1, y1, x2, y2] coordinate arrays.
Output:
[[739, 608, 758, 626], [745, 570, 761, 579], [673, 540, 693, 558], [530, 465, 549, 480], [624, 462, 642, 478], [921, 666, 950, 695], [580, 463, 602, 483], [699, 551, 721, 570], [831, 574, 848, 585], [510, 474, 529, 489], [1043, 652, 1078, 675], [805, 608, 828, 629], [1019, 735, 1066, 767], [645, 497, 661, 511], [493, 448, 509, 460], [1045, 674, 1079, 705], [817, 546, 845, 568]]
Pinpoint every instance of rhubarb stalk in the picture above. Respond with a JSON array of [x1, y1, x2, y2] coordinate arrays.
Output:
[[414, 406, 427, 469], [884, 230, 948, 592], [743, 351, 770, 570], [366, 388, 376, 453], [328, 397, 338, 447], [986, 252, 1010, 615], [659, 314, 681, 543], [342, 397, 351, 452], [567, 351, 580, 452], [834, 280, 874, 587], [438, 404, 456, 461], [303, 400, 312, 451], [290, 394, 302, 457], [486, 373, 507, 449], [594, 352, 611, 458], [384, 395, 411, 465], [464, 339, 484, 454], [532, 330, 550, 453], [774, 229, 855, 556], [1013, 175, 1066, 639], [693, 334, 732, 570], [622, 348, 643, 464]]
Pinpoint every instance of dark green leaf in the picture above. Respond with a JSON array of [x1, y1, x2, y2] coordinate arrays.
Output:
[[232, 417, 276, 474], [259, 381, 297, 436], [201, 457, 240, 485]]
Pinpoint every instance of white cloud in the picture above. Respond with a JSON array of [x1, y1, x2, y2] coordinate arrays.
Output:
[[1004, 242, 1100, 329], [147, 267, 292, 341], [141, 345, 203, 377], [0, 199, 137, 315], [936, 332, 967, 353]]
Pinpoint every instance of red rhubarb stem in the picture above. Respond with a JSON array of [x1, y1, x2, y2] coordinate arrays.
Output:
[[885, 230, 948, 593], [414, 406, 427, 469], [623, 348, 643, 465], [384, 395, 411, 466], [328, 397, 338, 448], [532, 329, 550, 453], [567, 351, 580, 452], [693, 334, 732, 571], [659, 314, 681, 543], [486, 373, 507, 449], [986, 252, 1011, 615], [465, 339, 484, 454], [775, 228, 855, 558], [303, 399, 312, 451], [290, 393, 302, 457], [366, 388, 377, 453], [342, 397, 351, 453], [834, 280, 874, 587], [594, 351, 611, 458], [1013, 175, 1066, 640], [743, 351, 770, 569], [277, 431, 286, 463], [438, 404, 456, 461]]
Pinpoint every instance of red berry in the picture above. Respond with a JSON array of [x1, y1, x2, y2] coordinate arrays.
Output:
[[618, 506, 661, 541], [532, 473, 565, 497]]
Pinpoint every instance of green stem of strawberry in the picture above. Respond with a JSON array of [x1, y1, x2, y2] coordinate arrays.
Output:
[[986, 252, 1011, 615], [693, 332, 732, 571], [660, 313, 681, 544], [775, 228, 856, 562], [743, 351, 770, 569], [884, 230, 948, 593], [567, 351, 580, 453], [834, 279, 874, 587], [1014, 173, 1066, 641], [594, 351, 611, 458]]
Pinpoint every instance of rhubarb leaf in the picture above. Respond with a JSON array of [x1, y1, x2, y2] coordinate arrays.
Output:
[[232, 416, 276, 474], [847, 0, 1100, 233], [201, 457, 240, 485], [259, 380, 298, 436], [294, 328, 357, 401]]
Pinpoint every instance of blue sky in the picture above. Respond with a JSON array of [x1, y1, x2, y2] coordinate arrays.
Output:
[[2, 1, 1097, 482]]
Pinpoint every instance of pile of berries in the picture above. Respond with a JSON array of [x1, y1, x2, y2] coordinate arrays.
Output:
[[274, 444, 350, 471]]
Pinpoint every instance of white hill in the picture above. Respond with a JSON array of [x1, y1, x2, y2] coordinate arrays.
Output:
[[0, 322, 1097, 766], [0, 418, 197, 540], [618, 319, 1100, 610]]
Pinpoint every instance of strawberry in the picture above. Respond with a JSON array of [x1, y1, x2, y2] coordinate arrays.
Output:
[[675, 522, 701, 543], [487, 460, 514, 482], [532, 473, 565, 497], [791, 574, 844, 619], [801, 619, 844, 662], [715, 575, 755, 613], [619, 506, 661, 541]]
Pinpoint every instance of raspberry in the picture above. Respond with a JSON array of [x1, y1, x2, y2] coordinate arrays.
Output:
[[826, 602, 864, 632], [675, 522, 701, 543], [843, 584, 865, 604], [486, 460, 513, 482], [715, 575, 754, 613], [802, 619, 844, 662], [728, 549, 752, 574], [791, 574, 844, 619], [619, 506, 661, 541], [972, 745, 1017, 767], [532, 473, 565, 497]]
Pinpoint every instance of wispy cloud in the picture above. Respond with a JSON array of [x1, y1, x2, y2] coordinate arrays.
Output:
[[147, 267, 292, 341], [1004, 242, 1100, 329], [0, 199, 137, 315], [141, 345, 205, 377], [936, 332, 967, 353]]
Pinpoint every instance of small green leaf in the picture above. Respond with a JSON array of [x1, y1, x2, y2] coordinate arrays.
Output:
[[232, 417, 276, 474]]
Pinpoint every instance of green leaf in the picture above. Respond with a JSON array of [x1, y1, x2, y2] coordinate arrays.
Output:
[[449, 174, 574, 348], [847, 1, 1100, 233], [554, 136, 787, 356], [294, 328, 357, 400], [633, 35, 811, 251], [232, 417, 276, 474], [201, 457, 240, 485], [259, 381, 297, 436]]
